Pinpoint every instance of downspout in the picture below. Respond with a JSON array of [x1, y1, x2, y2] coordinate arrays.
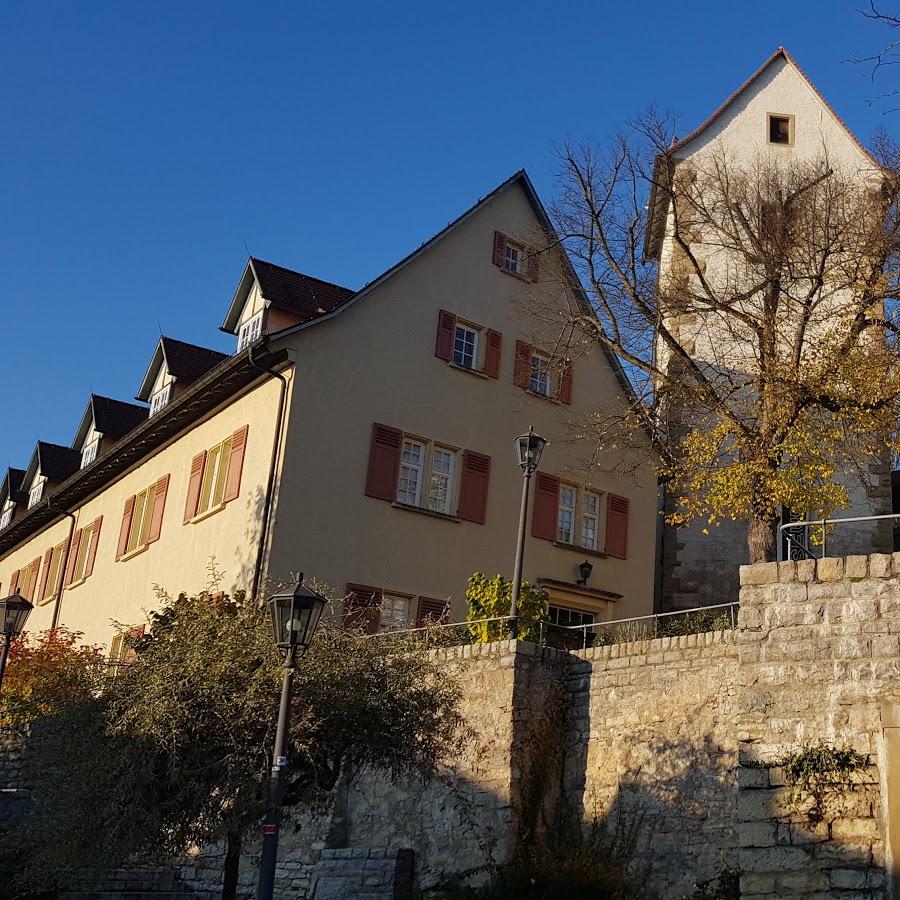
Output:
[[47, 499, 77, 630], [248, 341, 290, 601]]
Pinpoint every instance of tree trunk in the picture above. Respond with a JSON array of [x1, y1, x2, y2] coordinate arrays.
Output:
[[222, 832, 241, 900], [748, 514, 777, 564]]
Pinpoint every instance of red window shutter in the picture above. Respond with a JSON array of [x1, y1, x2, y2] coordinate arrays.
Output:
[[36, 548, 53, 602], [51, 541, 66, 594], [65, 529, 83, 585], [25, 558, 40, 601], [183, 451, 207, 523], [416, 597, 449, 627], [605, 494, 629, 559], [10, 570, 19, 595], [559, 358, 573, 405], [435, 310, 456, 361], [124, 624, 146, 663], [532, 473, 561, 541], [484, 329, 502, 378], [223, 425, 249, 503], [147, 474, 170, 544], [85, 517, 102, 578], [457, 451, 491, 524], [527, 249, 540, 282], [344, 583, 382, 634], [116, 496, 136, 560], [514, 340, 532, 388], [365, 424, 402, 501], [492, 231, 508, 267]]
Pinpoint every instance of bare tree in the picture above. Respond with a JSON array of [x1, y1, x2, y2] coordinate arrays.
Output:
[[523, 113, 900, 563], [856, 2, 900, 111]]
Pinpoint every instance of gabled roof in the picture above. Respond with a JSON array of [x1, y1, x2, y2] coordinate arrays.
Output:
[[644, 47, 879, 260], [23, 442, 81, 490], [136, 336, 229, 401], [0, 469, 26, 508], [221, 259, 355, 334], [73, 395, 149, 450]]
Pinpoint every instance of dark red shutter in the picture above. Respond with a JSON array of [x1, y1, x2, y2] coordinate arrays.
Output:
[[605, 494, 629, 559], [435, 310, 456, 361], [124, 624, 146, 664], [36, 548, 53, 603], [25, 558, 40, 602], [184, 452, 207, 523], [116, 496, 136, 560], [365, 424, 402, 501], [223, 425, 249, 503], [52, 541, 66, 593], [147, 474, 169, 544], [457, 451, 491, 524], [514, 341, 532, 388], [484, 329, 502, 378], [416, 597, 450, 626], [10, 570, 19, 595], [559, 359, 573, 405], [492, 231, 507, 267], [528, 249, 540, 282], [65, 529, 83, 585], [532, 473, 560, 541], [85, 518, 102, 578], [344, 583, 382, 634]]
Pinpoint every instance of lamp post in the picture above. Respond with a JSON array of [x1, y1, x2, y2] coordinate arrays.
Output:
[[256, 575, 327, 900], [0, 593, 32, 692], [509, 427, 546, 639]]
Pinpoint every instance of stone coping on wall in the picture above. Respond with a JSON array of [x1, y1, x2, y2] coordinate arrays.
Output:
[[425, 638, 570, 664], [572, 629, 735, 663], [740, 552, 900, 587]]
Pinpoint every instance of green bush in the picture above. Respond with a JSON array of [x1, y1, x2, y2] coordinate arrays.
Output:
[[465, 573, 549, 643]]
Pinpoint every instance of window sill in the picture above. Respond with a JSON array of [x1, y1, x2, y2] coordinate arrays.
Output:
[[119, 544, 150, 563], [66, 576, 88, 591], [521, 388, 561, 404], [190, 503, 226, 525], [35, 594, 55, 607], [447, 361, 490, 379], [553, 541, 608, 559], [390, 502, 460, 523], [499, 266, 533, 283]]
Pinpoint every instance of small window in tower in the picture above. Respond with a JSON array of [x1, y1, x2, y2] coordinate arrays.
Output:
[[768, 114, 792, 146]]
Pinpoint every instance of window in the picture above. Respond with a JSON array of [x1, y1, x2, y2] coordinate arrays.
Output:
[[127, 487, 156, 555], [768, 114, 792, 146], [453, 324, 479, 369], [581, 491, 601, 551], [117, 475, 169, 560], [41, 544, 66, 603], [0, 505, 13, 530], [238, 312, 263, 351], [28, 482, 43, 509], [150, 384, 171, 416], [197, 436, 233, 517], [428, 447, 455, 514], [380, 592, 412, 631], [529, 354, 552, 396], [69, 519, 102, 585], [503, 242, 523, 275], [13, 558, 39, 601], [398, 440, 425, 506], [557, 485, 576, 544], [548, 605, 596, 628], [81, 437, 100, 468], [108, 625, 145, 676]]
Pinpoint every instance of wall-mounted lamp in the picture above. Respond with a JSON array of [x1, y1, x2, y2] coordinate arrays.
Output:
[[577, 560, 593, 586]]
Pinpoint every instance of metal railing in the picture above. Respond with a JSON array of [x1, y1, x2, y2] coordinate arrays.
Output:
[[779, 513, 900, 560], [362, 603, 740, 651]]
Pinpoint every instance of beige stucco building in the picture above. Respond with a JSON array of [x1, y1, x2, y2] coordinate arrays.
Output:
[[0, 171, 657, 650], [646, 48, 894, 609]]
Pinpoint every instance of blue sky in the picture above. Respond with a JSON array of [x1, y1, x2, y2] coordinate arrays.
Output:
[[0, 1, 892, 468]]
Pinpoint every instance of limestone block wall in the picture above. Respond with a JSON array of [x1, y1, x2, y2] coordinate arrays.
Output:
[[566, 631, 739, 897]]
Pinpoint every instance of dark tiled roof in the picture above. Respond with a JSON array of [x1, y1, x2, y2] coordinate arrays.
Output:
[[162, 337, 228, 382], [91, 395, 148, 438], [2, 468, 25, 505], [251, 257, 355, 323], [37, 442, 81, 481]]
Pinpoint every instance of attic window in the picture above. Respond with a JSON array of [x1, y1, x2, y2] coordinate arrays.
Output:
[[81, 437, 100, 468], [237, 312, 263, 352], [150, 384, 171, 416], [768, 114, 793, 146], [28, 482, 43, 509], [0, 505, 12, 530]]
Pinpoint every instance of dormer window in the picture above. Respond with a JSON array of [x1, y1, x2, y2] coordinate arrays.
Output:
[[0, 505, 13, 530], [28, 482, 43, 509], [238, 313, 263, 352], [81, 437, 100, 468], [150, 384, 171, 416]]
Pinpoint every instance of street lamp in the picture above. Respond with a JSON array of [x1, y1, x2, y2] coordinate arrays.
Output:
[[509, 427, 546, 639], [0, 593, 32, 692], [256, 575, 327, 900], [577, 560, 593, 586]]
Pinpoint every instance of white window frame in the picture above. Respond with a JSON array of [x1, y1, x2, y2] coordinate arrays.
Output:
[[452, 323, 479, 369], [81, 437, 100, 468], [503, 241, 523, 275], [398, 440, 425, 506], [238, 312, 264, 351], [427, 446, 456, 515], [196, 436, 233, 518], [557, 484, 576, 544], [581, 491, 601, 551], [0, 505, 13, 530], [150, 384, 172, 416], [41, 544, 66, 603], [70, 522, 98, 585], [529, 353, 552, 396], [125, 486, 156, 556], [548, 605, 596, 628], [28, 482, 43, 509], [380, 592, 412, 631]]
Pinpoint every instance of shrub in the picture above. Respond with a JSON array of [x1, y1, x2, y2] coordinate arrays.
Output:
[[465, 573, 549, 643]]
